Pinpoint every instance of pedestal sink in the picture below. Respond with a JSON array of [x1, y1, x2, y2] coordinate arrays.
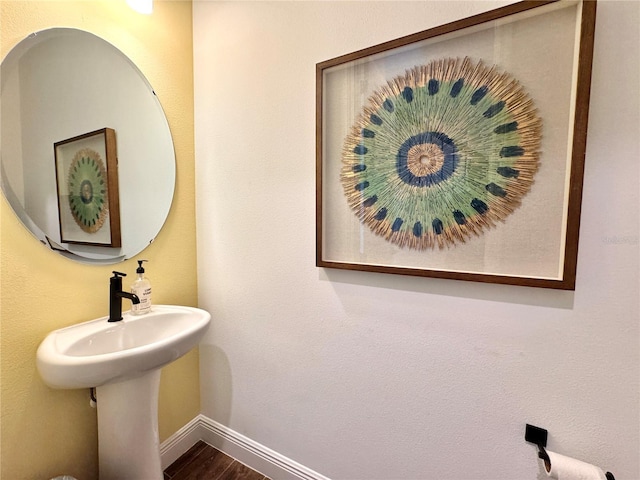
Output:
[[36, 305, 211, 480]]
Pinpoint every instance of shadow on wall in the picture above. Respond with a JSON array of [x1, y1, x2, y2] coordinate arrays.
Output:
[[320, 268, 575, 310], [199, 344, 233, 425]]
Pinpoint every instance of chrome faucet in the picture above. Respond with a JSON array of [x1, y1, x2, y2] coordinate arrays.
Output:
[[109, 271, 140, 322]]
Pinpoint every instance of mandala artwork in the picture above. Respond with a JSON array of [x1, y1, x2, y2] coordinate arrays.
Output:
[[67, 148, 109, 233], [341, 57, 542, 250]]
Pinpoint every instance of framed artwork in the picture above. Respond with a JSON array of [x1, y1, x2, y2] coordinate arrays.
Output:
[[316, 0, 597, 290], [54, 128, 122, 247]]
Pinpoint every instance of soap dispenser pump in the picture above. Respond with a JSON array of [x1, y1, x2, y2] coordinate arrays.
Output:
[[131, 260, 152, 315]]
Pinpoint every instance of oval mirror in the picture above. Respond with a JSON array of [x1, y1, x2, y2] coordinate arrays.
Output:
[[1, 28, 175, 264]]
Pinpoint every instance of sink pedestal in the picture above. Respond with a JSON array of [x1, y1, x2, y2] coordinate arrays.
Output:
[[96, 370, 163, 480], [36, 305, 211, 478]]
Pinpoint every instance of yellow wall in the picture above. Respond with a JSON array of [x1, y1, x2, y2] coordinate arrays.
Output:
[[0, 1, 198, 478]]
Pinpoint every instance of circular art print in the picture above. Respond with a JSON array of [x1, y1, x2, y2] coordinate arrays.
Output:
[[67, 148, 109, 233], [341, 57, 542, 250]]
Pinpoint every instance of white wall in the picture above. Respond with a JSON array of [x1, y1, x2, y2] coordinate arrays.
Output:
[[194, 2, 639, 479]]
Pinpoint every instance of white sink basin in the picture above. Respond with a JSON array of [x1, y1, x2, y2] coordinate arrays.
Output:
[[37, 305, 211, 389]]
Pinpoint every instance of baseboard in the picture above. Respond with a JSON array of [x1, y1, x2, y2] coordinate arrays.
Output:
[[159, 415, 203, 469], [160, 414, 330, 480]]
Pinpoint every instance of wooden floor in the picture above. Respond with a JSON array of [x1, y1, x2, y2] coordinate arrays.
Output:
[[164, 441, 271, 480]]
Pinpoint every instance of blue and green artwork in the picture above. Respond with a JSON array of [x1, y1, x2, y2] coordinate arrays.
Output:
[[341, 57, 542, 250], [68, 149, 109, 233]]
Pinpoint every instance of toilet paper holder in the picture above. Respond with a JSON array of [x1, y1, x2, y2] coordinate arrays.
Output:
[[525, 424, 615, 480]]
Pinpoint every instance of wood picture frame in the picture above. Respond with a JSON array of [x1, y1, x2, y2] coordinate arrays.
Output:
[[54, 128, 122, 247], [316, 0, 596, 290]]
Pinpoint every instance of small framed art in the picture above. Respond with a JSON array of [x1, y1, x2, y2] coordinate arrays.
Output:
[[54, 128, 122, 247]]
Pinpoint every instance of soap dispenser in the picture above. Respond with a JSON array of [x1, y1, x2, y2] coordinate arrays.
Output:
[[131, 260, 152, 315]]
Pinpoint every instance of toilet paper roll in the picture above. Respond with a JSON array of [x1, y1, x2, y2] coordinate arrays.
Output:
[[543, 450, 607, 480]]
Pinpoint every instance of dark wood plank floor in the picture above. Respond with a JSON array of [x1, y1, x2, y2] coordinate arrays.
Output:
[[164, 441, 271, 480]]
